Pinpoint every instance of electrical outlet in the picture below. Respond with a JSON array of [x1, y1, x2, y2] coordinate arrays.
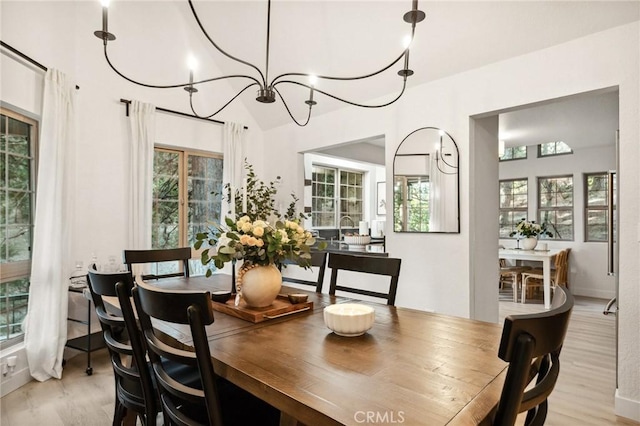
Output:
[[1, 363, 8, 376]]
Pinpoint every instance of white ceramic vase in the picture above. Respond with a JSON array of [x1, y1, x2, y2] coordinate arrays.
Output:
[[522, 237, 538, 250], [240, 264, 282, 308]]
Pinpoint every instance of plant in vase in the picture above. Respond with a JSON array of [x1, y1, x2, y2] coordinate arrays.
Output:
[[194, 161, 325, 307], [509, 219, 553, 250]]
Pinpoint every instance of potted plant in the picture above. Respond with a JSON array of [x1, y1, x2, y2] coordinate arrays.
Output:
[[509, 219, 553, 250]]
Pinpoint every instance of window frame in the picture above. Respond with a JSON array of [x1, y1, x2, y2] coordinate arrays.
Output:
[[1, 107, 39, 348], [584, 172, 611, 243], [538, 141, 573, 158], [537, 174, 574, 241], [499, 146, 527, 162], [311, 164, 365, 229], [499, 178, 528, 238], [152, 146, 222, 249]]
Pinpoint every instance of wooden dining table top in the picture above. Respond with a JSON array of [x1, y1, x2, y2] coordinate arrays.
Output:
[[139, 274, 507, 426]]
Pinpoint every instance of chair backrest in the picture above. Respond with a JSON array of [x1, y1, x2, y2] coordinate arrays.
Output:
[[281, 251, 328, 293], [328, 253, 402, 305], [124, 247, 192, 280], [560, 248, 571, 287], [552, 249, 569, 286], [493, 285, 574, 425], [86, 267, 157, 425], [132, 280, 223, 426]]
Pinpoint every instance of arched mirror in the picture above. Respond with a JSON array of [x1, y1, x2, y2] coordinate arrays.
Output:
[[393, 127, 460, 233]]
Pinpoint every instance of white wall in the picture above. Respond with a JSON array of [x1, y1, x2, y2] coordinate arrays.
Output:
[[499, 144, 616, 299], [264, 23, 640, 419]]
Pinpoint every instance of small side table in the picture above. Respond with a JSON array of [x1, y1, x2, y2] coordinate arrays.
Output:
[[65, 276, 105, 375]]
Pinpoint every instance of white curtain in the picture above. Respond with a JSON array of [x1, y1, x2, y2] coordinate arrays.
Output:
[[128, 101, 155, 277], [24, 69, 76, 381], [222, 122, 246, 219]]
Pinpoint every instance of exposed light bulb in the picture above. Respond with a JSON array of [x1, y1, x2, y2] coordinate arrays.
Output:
[[402, 35, 412, 49], [101, 0, 110, 7], [438, 130, 445, 136], [308, 74, 318, 87], [187, 55, 198, 71]]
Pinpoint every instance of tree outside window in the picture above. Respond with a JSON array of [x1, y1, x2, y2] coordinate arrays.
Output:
[[538, 175, 573, 240], [585, 172, 614, 242], [0, 108, 38, 345], [499, 178, 528, 238]]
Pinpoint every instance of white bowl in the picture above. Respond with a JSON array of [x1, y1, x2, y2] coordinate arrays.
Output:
[[343, 235, 371, 246], [323, 303, 375, 337]]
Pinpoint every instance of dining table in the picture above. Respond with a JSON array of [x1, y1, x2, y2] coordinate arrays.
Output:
[[136, 274, 508, 425], [499, 248, 561, 309]]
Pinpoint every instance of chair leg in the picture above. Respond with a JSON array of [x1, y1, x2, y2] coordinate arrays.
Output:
[[512, 273, 519, 303], [521, 277, 527, 304]]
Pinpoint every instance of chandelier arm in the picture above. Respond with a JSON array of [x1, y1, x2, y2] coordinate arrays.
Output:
[[271, 24, 417, 85], [274, 87, 312, 127], [273, 78, 407, 109], [189, 82, 259, 119], [271, 50, 407, 86], [188, 0, 266, 87], [103, 45, 260, 89]]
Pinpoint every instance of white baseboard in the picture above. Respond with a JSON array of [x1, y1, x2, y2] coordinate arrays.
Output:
[[615, 389, 640, 422], [1, 365, 32, 397], [571, 287, 615, 300]]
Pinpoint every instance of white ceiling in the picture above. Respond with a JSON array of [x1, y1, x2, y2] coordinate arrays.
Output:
[[104, 1, 640, 131]]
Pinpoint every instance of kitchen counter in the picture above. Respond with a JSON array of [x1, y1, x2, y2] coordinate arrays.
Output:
[[313, 240, 388, 257]]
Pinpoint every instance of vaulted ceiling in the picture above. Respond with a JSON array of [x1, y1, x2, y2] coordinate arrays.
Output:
[[101, 1, 639, 131]]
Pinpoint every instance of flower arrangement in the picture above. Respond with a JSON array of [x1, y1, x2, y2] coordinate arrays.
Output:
[[509, 219, 553, 238], [194, 161, 325, 277], [195, 216, 317, 275]]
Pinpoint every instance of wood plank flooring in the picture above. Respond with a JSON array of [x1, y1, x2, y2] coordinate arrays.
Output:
[[1, 293, 638, 425]]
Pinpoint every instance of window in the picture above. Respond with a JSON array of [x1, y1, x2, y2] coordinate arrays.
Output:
[[499, 146, 527, 161], [393, 176, 429, 232], [311, 165, 364, 228], [538, 175, 573, 240], [1, 107, 38, 345], [499, 179, 528, 238], [152, 148, 223, 274], [585, 172, 614, 242], [538, 141, 572, 157]]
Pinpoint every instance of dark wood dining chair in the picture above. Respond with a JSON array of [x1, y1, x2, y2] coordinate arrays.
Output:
[[490, 285, 574, 426], [328, 253, 402, 305], [132, 281, 280, 426], [281, 251, 328, 293], [86, 267, 159, 426], [123, 247, 191, 280]]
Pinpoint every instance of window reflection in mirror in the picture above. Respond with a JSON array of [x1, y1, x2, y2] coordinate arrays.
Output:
[[393, 127, 460, 233]]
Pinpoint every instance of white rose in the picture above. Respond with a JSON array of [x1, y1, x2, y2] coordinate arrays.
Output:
[[253, 226, 264, 237], [241, 222, 252, 233]]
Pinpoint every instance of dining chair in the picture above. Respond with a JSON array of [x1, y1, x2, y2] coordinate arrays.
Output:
[[123, 247, 192, 280], [132, 281, 280, 426], [499, 259, 531, 303], [86, 267, 159, 426], [490, 285, 573, 425], [520, 249, 568, 304], [328, 253, 402, 305], [281, 251, 328, 293]]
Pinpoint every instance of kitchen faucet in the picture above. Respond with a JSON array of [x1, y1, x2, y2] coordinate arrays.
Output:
[[338, 215, 355, 241]]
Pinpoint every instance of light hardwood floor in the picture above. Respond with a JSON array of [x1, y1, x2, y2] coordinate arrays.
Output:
[[1, 293, 638, 426]]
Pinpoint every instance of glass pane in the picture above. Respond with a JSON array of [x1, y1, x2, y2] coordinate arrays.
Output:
[[7, 191, 30, 225], [0, 114, 6, 151], [513, 194, 527, 208], [7, 155, 30, 191], [6, 225, 31, 261], [188, 155, 223, 245], [556, 141, 572, 153], [586, 210, 607, 242], [514, 146, 527, 158], [0, 278, 30, 342], [0, 226, 5, 262], [7, 117, 30, 157], [540, 143, 554, 155]]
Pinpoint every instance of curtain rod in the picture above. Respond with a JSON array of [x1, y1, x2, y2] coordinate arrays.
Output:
[[119, 99, 248, 130], [1, 40, 80, 90]]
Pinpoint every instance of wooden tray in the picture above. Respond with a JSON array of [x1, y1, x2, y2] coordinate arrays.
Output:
[[210, 294, 313, 323]]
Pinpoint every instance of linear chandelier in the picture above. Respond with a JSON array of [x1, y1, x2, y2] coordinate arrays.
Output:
[[94, 0, 425, 127]]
